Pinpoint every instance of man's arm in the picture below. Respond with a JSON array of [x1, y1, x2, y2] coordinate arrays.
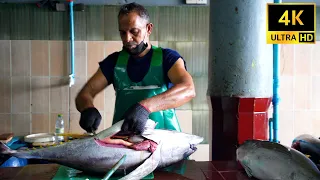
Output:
[[139, 58, 196, 112], [75, 68, 109, 112]]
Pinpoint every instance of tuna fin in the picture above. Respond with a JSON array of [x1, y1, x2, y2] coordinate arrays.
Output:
[[241, 163, 253, 177], [95, 119, 157, 140], [140, 120, 157, 135], [119, 141, 162, 180], [96, 120, 124, 140], [96, 119, 156, 140]]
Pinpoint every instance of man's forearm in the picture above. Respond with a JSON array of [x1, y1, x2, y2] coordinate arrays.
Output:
[[139, 83, 195, 113], [75, 68, 109, 112], [75, 94, 95, 112]]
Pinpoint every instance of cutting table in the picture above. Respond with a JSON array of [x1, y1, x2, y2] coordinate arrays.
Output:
[[0, 160, 253, 180]]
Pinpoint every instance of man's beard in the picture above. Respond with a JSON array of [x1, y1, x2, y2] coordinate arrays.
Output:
[[123, 34, 148, 56]]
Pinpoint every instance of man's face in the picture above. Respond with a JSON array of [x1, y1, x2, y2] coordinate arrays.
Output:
[[118, 12, 152, 51]]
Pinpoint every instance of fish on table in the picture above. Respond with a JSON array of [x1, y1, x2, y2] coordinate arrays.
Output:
[[236, 139, 320, 180], [292, 134, 320, 169], [0, 119, 203, 180]]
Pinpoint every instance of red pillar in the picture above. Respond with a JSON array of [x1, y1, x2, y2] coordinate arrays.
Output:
[[210, 97, 272, 160], [208, 0, 273, 160], [238, 97, 272, 144]]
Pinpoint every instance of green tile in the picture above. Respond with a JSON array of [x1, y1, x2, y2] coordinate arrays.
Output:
[[193, 7, 209, 42], [30, 6, 49, 40], [10, 4, 31, 40], [192, 76, 209, 111], [174, 6, 194, 41], [87, 6, 104, 41], [158, 7, 176, 41], [158, 41, 176, 49], [192, 110, 209, 144], [104, 6, 120, 41], [74, 11, 87, 40], [145, 6, 159, 41], [176, 42, 192, 72], [0, 4, 12, 40], [191, 42, 208, 77], [49, 12, 69, 40]]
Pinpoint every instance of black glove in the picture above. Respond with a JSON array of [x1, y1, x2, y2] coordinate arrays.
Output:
[[121, 103, 150, 134], [79, 107, 102, 133]]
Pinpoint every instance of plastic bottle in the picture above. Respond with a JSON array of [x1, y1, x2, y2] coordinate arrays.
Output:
[[55, 114, 64, 141]]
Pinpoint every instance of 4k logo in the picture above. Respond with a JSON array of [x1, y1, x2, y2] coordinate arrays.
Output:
[[279, 10, 304, 25], [266, 3, 316, 44]]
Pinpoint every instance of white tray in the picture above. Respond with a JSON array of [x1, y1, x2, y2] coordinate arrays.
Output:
[[24, 133, 57, 143]]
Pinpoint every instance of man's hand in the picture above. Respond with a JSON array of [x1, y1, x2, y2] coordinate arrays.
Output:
[[79, 107, 102, 133], [121, 103, 150, 134]]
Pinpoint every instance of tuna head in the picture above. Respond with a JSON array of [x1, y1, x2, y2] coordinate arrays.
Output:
[[141, 129, 204, 168], [108, 120, 204, 180], [168, 131, 204, 158], [236, 140, 258, 161]]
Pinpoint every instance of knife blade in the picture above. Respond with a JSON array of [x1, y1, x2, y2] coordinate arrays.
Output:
[[91, 128, 97, 136]]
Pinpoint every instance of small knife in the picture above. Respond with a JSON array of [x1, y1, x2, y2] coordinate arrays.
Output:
[[91, 128, 97, 136]]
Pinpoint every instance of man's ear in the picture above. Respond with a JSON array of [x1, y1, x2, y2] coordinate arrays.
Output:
[[146, 23, 153, 35]]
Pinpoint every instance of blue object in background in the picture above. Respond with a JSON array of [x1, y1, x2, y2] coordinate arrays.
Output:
[[0, 136, 28, 167], [1, 157, 28, 167], [5, 136, 27, 150]]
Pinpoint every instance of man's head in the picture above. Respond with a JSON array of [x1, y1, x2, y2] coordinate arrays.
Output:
[[118, 3, 153, 56]]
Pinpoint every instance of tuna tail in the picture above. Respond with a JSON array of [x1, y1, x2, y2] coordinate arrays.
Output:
[[0, 142, 19, 165], [0, 142, 34, 159], [0, 142, 16, 155], [0, 142, 13, 165]]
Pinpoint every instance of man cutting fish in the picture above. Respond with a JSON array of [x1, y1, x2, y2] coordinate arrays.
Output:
[[75, 2, 195, 136]]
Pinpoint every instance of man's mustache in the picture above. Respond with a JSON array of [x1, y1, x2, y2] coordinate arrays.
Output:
[[125, 42, 138, 47]]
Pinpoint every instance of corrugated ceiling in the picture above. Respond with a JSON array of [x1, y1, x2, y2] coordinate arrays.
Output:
[[1, 0, 320, 6]]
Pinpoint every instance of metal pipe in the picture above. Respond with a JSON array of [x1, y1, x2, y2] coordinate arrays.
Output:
[[69, 0, 75, 87], [272, 0, 281, 143], [269, 118, 273, 141], [68, 0, 75, 132]]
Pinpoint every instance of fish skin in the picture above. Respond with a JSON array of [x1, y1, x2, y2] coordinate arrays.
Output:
[[0, 119, 203, 180], [236, 139, 320, 180], [292, 134, 320, 167]]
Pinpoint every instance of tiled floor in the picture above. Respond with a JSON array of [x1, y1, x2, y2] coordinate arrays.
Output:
[[195, 161, 253, 180], [155, 160, 253, 180]]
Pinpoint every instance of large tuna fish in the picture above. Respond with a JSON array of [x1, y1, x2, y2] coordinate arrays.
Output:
[[292, 134, 320, 168], [236, 139, 320, 180], [0, 119, 204, 180]]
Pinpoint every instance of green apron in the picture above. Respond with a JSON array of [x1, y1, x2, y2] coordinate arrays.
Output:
[[112, 45, 181, 132]]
